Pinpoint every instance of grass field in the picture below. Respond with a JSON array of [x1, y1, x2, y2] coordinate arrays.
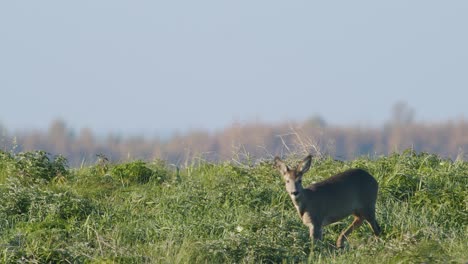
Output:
[[0, 150, 467, 263]]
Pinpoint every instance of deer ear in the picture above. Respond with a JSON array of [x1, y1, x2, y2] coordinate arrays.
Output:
[[297, 155, 312, 175], [274, 156, 288, 175]]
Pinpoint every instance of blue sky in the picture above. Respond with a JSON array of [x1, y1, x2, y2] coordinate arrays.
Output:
[[1, 1, 467, 135]]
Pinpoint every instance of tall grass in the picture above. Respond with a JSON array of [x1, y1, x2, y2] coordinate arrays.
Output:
[[0, 150, 466, 263]]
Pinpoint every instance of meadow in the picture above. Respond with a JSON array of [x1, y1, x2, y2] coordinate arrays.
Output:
[[0, 149, 466, 263]]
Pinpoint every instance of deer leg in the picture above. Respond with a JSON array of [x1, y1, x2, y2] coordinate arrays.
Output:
[[336, 216, 363, 248], [306, 222, 322, 240], [368, 219, 381, 236], [308, 224, 323, 241], [308, 218, 323, 243], [308, 224, 314, 239], [363, 209, 381, 236]]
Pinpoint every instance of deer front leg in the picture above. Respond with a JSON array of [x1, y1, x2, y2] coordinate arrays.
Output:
[[304, 213, 323, 241], [307, 224, 314, 238], [310, 225, 323, 241]]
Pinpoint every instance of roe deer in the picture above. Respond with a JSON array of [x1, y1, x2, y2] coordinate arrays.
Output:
[[274, 155, 381, 248]]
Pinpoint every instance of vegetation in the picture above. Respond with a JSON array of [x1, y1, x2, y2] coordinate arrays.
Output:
[[0, 149, 467, 263]]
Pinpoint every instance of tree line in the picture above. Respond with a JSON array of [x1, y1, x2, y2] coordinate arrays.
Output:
[[1, 115, 467, 167]]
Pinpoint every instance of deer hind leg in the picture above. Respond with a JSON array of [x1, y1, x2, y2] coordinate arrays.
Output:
[[336, 215, 363, 248], [363, 207, 381, 236]]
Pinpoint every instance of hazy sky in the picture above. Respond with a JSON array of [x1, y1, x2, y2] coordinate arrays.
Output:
[[1, 1, 467, 135]]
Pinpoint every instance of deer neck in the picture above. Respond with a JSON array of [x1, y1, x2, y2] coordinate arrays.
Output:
[[290, 189, 305, 214]]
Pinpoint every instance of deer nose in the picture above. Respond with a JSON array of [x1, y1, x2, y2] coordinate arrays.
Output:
[[291, 191, 299, 196]]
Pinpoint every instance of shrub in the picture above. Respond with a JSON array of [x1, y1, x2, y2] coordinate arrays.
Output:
[[9, 151, 69, 182], [111, 160, 165, 184], [0, 150, 14, 183], [0, 177, 96, 222]]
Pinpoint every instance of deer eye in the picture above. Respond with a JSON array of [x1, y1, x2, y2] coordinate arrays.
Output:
[[286, 180, 290, 183]]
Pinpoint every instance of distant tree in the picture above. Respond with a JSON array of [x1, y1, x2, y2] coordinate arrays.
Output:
[[0, 122, 10, 151], [48, 119, 71, 154], [391, 101, 414, 125], [304, 115, 327, 128], [73, 127, 96, 164], [77, 128, 95, 148]]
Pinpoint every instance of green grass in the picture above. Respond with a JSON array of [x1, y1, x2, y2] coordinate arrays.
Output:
[[0, 149, 467, 263]]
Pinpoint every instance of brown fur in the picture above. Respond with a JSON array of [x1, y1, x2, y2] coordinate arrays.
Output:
[[274, 155, 381, 248]]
